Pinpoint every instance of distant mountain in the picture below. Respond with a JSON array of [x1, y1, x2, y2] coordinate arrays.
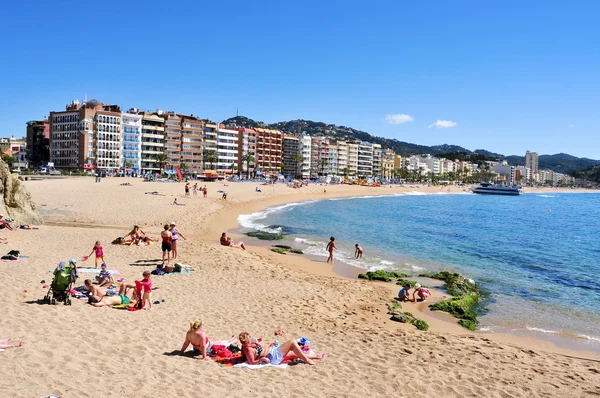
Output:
[[221, 116, 599, 175]]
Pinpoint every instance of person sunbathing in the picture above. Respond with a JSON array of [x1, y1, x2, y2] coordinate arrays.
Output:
[[220, 233, 246, 250], [238, 332, 325, 366], [89, 285, 135, 307], [0, 215, 14, 231], [123, 225, 146, 245], [84, 279, 108, 301], [180, 320, 237, 360], [0, 337, 23, 349]]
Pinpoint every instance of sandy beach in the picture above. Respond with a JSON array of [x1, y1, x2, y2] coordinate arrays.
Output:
[[1, 177, 599, 398]]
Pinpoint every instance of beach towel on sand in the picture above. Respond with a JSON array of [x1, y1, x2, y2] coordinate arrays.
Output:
[[78, 268, 121, 275], [233, 363, 288, 369]]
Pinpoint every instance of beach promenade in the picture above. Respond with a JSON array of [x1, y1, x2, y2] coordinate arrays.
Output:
[[1, 178, 599, 397]]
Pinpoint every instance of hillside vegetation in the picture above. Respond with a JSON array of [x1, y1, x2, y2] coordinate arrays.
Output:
[[221, 116, 599, 175]]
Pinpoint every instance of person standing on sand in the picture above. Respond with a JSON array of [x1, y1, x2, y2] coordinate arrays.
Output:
[[161, 224, 173, 265], [185, 182, 190, 196], [355, 244, 363, 259], [203, 186, 208, 198], [169, 222, 187, 260], [326, 236, 336, 263]]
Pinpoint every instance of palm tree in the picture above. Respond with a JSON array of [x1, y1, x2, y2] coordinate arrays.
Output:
[[204, 151, 217, 171], [154, 153, 167, 175], [318, 158, 328, 176], [242, 154, 255, 178], [230, 163, 238, 175], [180, 162, 189, 176]]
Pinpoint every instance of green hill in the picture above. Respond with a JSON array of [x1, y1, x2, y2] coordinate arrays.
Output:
[[221, 116, 599, 174]]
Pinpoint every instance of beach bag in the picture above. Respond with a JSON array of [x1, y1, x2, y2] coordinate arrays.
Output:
[[112, 237, 124, 245], [7, 250, 20, 257], [212, 345, 232, 358]]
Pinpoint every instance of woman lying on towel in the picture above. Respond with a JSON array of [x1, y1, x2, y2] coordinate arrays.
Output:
[[180, 320, 237, 360], [239, 332, 325, 366]]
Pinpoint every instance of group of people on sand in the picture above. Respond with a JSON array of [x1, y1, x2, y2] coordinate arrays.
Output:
[[397, 283, 431, 302], [160, 222, 187, 271], [185, 183, 208, 197], [86, 270, 154, 309], [180, 320, 326, 366]]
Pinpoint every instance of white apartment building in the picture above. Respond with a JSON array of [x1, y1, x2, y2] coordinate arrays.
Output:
[[299, 135, 312, 178], [327, 142, 338, 175], [94, 112, 122, 171], [216, 128, 238, 173], [423, 155, 440, 175], [357, 141, 373, 176], [347, 142, 359, 175], [121, 112, 142, 172], [372, 143, 382, 177], [337, 141, 348, 174]]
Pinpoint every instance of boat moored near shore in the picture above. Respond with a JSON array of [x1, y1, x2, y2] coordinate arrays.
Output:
[[471, 182, 522, 195]]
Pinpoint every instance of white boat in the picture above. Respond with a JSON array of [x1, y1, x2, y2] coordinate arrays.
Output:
[[471, 182, 522, 196]]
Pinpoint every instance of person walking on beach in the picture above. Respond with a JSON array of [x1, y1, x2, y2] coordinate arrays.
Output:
[[169, 222, 187, 260], [355, 244, 363, 259], [185, 182, 190, 196], [161, 224, 173, 266], [326, 236, 336, 263], [203, 186, 208, 198], [193, 183, 198, 196], [87, 241, 105, 269]]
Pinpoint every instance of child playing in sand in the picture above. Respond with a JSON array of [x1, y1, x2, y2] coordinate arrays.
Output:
[[355, 244, 363, 259], [326, 236, 336, 263], [413, 283, 431, 302], [172, 198, 186, 206], [87, 241, 105, 269], [95, 263, 113, 286], [397, 284, 412, 301]]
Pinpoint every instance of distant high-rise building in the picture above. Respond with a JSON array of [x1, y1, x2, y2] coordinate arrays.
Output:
[[282, 135, 299, 178], [525, 150, 538, 174], [26, 119, 50, 167], [121, 111, 142, 173]]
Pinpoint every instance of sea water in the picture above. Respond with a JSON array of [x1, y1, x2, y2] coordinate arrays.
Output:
[[239, 191, 600, 349]]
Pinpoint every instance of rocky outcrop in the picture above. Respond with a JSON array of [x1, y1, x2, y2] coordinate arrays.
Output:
[[0, 160, 42, 225]]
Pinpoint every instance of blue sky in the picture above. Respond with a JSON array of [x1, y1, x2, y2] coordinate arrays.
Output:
[[1, 1, 598, 158]]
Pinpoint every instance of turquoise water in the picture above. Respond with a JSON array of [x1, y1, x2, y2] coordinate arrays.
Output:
[[239, 191, 600, 348]]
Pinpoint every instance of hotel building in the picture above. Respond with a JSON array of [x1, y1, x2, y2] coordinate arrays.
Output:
[[202, 122, 218, 170], [299, 135, 312, 178], [254, 128, 283, 174], [163, 112, 182, 169], [216, 127, 238, 173], [121, 111, 142, 172], [237, 128, 257, 176], [357, 141, 373, 176], [347, 141, 359, 175]]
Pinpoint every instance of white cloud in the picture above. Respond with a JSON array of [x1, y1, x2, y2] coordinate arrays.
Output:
[[386, 114, 414, 124], [428, 120, 457, 129]]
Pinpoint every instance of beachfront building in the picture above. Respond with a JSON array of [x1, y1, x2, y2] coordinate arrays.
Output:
[[180, 115, 203, 173], [347, 141, 359, 176], [299, 135, 312, 179], [357, 141, 374, 177], [254, 128, 283, 176], [26, 119, 50, 167], [526, 150, 539, 175], [121, 111, 142, 173], [237, 127, 257, 177], [215, 127, 238, 174], [327, 141, 339, 176], [202, 122, 218, 171], [139, 112, 165, 174], [163, 112, 182, 171], [49, 99, 122, 172], [382, 149, 395, 180], [372, 143, 382, 177], [336, 141, 348, 176], [0, 137, 28, 169], [282, 135, 299, 178]]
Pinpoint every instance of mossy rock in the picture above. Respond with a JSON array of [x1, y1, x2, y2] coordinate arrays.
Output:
[[273, 245, 292, 250], [357, 273, 368, 280], [419, 271, 478, 296], [247, 231, 283, 240], [403, 312, 414, 317], [387, 302, 403, 312], [270, 248, 287, 254], [411, 318, 429, 331], [390, 311, 412, 323], [396, 279, 417, 287], [289, 249, 303, 254], [389, 271, 408, 278], [365, 270, 392, 282], [458, 319, 478, 331]]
